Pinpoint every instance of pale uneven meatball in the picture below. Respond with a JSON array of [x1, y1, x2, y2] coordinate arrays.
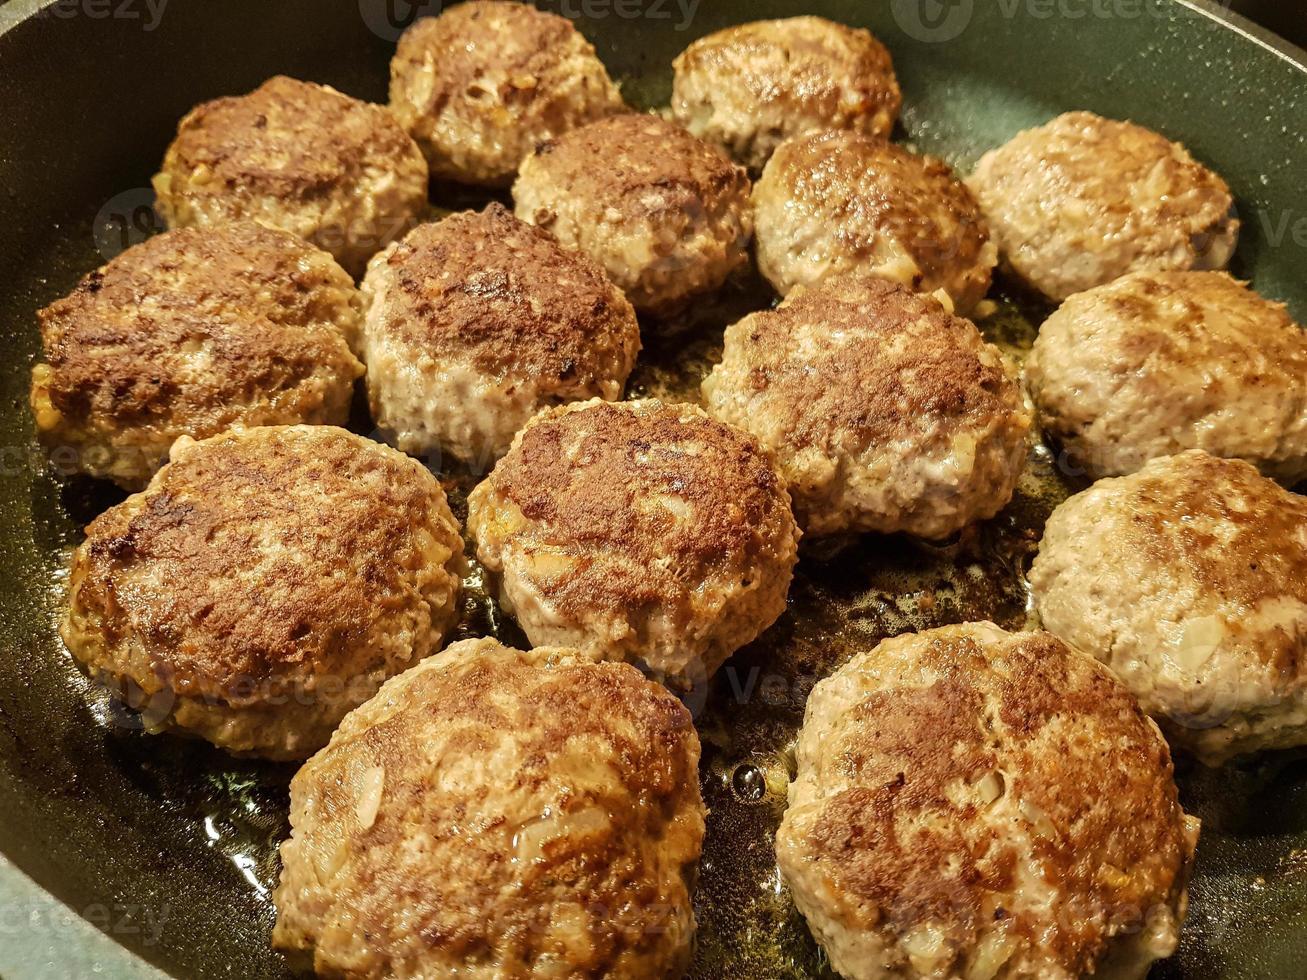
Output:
[[29, 223, 363, 489], [273, 637, 705, 978], [1030, 451, 1307, 766], [62, 426, 464, 760], [704, 277, 1029, 538], [390, 1, 623, 186], [154, 76, 428, 276], [359, 204, 640, 463], [1027, 270, 1307, 482], [670, 16, 901, 172], [514, 113, 752, 317], [778, 622, 1199, 980], [467, 399, 799, 683], [967, 111, 1238, 301], [753, 130, 995, 313]]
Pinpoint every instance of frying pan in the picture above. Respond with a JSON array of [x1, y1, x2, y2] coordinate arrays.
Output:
[[1, 0, 1306, 977]]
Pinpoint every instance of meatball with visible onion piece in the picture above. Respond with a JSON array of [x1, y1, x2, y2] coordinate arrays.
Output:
[[778, 622, 1199, 980], [703, 275, 1029, 538], [967, 111, 1238, 301], [389, 0, 623, 186], [670, 16, 901, 172], [154, 76, 428, 275], [359, 203, 640, 463], [1030, 450, 1307, 766], [1026, 270, 1307, 482], [467, 398, 799, 684], [514, 113, 753, 317], [29, 222, 363, 489], [62, 425, 464, 760], [273, 636, 705, 978], [753, 129, 996, 313]]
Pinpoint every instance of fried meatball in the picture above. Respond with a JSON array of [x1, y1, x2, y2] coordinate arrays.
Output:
[[967, 111, 1238, 301], [753, 130, 995, 314], [703, 276, 1029, 538], [670, 16, 901, 172], [272, 637, 705, 978], [153, 76, 428, 276], [778, 622, 1199, 980], [513, 113, 753, 317], [389, 0, 623, 187], [62, 426, 464, 760], [1030, 451, 1307, 766], [29, 223, 362, 490], [467, 398, 799, 683], [1027, 270, 1307, 482], [359, 204, 640, 463]]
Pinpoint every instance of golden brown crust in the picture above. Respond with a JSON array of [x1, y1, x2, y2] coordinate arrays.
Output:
[[524, 113, 749, 225], [371, 204, 639, 383], [67, 426, 463, 704], [481, 399, 792, 617], [273, 638, 704, 977], [735, 277, 1016, 449], [780, 624, 1196, 977]]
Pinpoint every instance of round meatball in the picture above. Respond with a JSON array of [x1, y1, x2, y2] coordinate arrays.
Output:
[[359, 203, 640, 463], [703, 276, 1029, 538], [272, 636, 705, 978], [670, 16, 901, 172], [467, 398, 799, 683], [62, 426, 464, 760], [753, 130, 996, 313], [777, 622, 1199, 980], [1027, 270, 1307, 482], [513, 113, 753, 317], [154, 76, 429, 276], [967, 111, 1238, 301], [389, 0, 623, 186], [29, 223, 363, 489], [1030, 450, 1307, 766]]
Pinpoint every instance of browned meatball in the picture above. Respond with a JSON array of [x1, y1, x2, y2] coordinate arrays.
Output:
[[273, 637, 705, 978], [968, 111, 1238, 301], [154, 76, 428, 276], [468, 398, 800, 684], [753, 130, 996, 313], [671, 16, 901, 171], [62, 426, 464, 760], [779, 622, 1199, 980], [514, 113, 753, 316], [390, 0, 623, 186], [30, 222, 362, 489], [359, 204, 640, 462]]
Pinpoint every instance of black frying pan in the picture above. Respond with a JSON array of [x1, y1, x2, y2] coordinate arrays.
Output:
[[1, 1, 1305, 976]]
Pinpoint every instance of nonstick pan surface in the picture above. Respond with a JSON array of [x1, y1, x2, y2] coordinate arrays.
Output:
[[1, 0, 1306, 976]]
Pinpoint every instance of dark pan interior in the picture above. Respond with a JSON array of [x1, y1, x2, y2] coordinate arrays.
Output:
[[2, 1, 1307, 977]]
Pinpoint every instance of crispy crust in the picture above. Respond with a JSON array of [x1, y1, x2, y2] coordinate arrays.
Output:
[[1026, 270, 1307, 482], [390, 0, 622, 185], [273, 637, 705, 978], [30, 222, 363, 489], [153, 76, 428, 275], [671, 15, 901, 170], [703, 276, 1029, 536], [779, 623, 1198, 979], [513, 113, 753, 315], [62, 425, 464, 759], [753, 130, 995, 312], [967, 111, 1238, 301], [467, 398, 799, 680]]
